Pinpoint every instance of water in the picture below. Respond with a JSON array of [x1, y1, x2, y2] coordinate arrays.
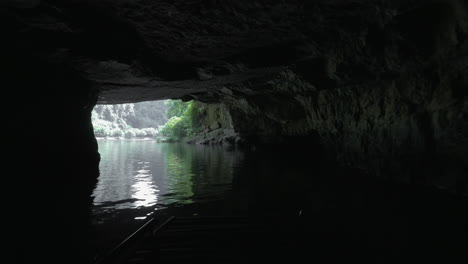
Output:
[[92, 140, 243, 211], [90, 140, 468, 261]]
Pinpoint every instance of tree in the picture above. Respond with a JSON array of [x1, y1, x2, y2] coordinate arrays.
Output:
[[159, 100, 205, 141]]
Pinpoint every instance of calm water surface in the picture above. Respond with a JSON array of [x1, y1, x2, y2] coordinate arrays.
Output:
[[92, 140, 243, 211]]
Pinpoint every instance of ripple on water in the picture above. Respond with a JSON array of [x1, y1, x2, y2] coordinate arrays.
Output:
[[92, 142, 241, 211]]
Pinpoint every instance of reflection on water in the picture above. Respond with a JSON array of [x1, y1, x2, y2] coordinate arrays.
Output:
[[92, 140, 242, 211], [132, 161, 158, 207]]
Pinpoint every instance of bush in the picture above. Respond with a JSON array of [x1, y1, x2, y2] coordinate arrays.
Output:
[[158, 100, 205, 141], [143, 128, 158, 137], [135, 129, 147, 137], [160, 116, 188, 140], [94, 127, 108, 137], [110, 128, 123, 137], [124, 130, 136, 138]]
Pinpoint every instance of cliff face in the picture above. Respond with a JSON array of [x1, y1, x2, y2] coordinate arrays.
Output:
[[2, 0, 467, 263], [92, 101, 167, 137], [187, 102, 240, 145]]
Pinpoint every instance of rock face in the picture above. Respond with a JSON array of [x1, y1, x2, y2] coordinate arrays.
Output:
[[2, 0, 467, 263], [187, 103, 241, 145], [222, 67, 467, 194], [92, 101, 167, 137]]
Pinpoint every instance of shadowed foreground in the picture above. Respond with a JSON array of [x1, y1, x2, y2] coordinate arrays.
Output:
[[95, 167, 468, 264]]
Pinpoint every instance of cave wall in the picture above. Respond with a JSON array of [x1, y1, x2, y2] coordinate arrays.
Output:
[[208, 0, 467, 195], [3, 44, 100, 263], [222, 67, 467, 195], [187, 102, 240, 145]]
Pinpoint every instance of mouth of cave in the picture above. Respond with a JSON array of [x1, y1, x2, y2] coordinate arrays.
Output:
[[90, 99, 237, 214]]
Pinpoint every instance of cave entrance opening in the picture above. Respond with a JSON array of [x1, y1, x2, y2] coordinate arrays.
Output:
[[89, 99, 245, 258], [90, 99, 215, 211]]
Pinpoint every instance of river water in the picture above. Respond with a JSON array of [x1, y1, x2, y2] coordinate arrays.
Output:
[[93, 140, 243, 211], [90, 140, 247, 256], [89, 139, 468, 262]]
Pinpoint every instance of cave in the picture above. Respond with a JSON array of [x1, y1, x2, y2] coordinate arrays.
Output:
[[3, 0, 467, 263]]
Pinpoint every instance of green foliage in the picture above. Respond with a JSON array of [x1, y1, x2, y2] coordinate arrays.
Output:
[[160, 100, 205, 141], [142, 128, 158, 137], [92, 100, 206, 140], [92, 101, 168, 138], [165, 100, 189, 118], [124, 130, 136, 138], [110, 128, 123, 137], [94, 127, 109, 137], [160, 116, 188, 140]]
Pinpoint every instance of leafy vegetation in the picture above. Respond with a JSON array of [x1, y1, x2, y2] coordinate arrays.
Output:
[[92, 101, 167, 138], [159, 100, 206, 141], [92, 99, 206, 141]]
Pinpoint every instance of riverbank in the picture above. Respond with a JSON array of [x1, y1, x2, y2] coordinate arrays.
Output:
[[95, 137, 156, 141]]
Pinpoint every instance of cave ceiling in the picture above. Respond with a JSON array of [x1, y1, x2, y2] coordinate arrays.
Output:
[[3, 0, 468, 104]]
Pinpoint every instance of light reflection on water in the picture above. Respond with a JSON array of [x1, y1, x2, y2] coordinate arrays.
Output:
[[92, 140, 242, 211], [131, 161, 158, 208]]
